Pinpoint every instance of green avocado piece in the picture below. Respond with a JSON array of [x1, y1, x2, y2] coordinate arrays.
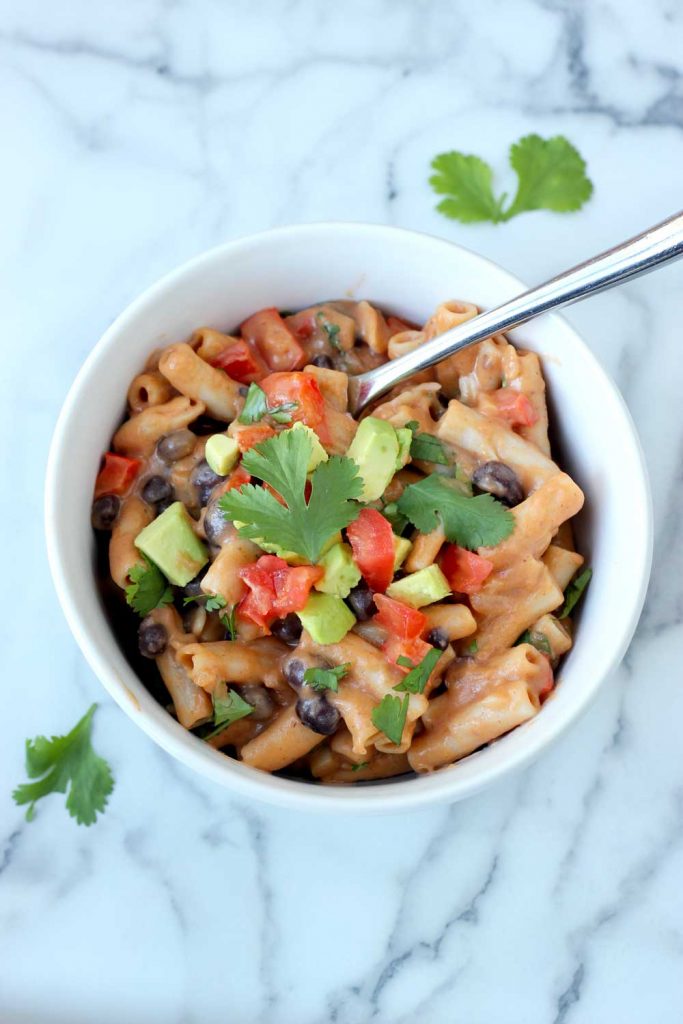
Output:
[[394, 427, 413, 470], [290, 422, 329, 472], [298, 593, 356, 644], [315, 542, 362, 598], [393, 535, 413, 571], [235, 526, 341, 566], [386, 564, 451, 608], [205, 434, 239, 476], [135, 501, 209, 586], [346, 416, 399, 502]]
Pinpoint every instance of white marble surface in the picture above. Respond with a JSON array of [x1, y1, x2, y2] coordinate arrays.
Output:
[[1, 1, 682, 1021]]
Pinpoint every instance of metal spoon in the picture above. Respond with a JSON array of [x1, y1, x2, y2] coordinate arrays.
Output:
[[348, 210, 683, 415]]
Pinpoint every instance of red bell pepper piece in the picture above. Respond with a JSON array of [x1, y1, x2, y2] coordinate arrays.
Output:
[[94, 452, 141, 498], [240, 308, 306, 372], [440, 545, 494, 595], [346, 508, 395, 593]]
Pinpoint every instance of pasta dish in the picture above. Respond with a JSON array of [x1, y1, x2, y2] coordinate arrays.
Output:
[[91, 300, 590, 782]]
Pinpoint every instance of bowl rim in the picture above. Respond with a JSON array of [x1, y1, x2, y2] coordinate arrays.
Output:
[[45, 221, 653, 813]]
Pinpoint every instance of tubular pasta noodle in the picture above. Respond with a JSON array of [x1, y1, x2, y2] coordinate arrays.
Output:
[[113, 395, 206, 456], [190, 327, 241, 363], [325, 408, 358, 455], [387, 329, 425, 361], [168, 439, 207, 508], [372, 381, 441, 434], [508, 351, 550, 455], [470, 559, 563, 659], [421, 603, 477, 641], [149, 606, 213, 729], [436, 398, 559, 493], [158, 343, 241, 422], [109, 496, 154, 588], [324, 753, 410, 783], [408, 645, 547, 771], [177, 637, 288, 694], [458, 337, 508, 405], [423, 300, 479, 395], [352, 300, 391, 354], [542, 544, 584, 591], [127, 371, 175, 413], [405, 526, 445, 573], [480, 473, 584, 570], [200, 528, 262, 605], [207, 716, 261, 751], [532, 613, 573, 660], [303, 364, 349, 411], [240, 705, 323, 772]]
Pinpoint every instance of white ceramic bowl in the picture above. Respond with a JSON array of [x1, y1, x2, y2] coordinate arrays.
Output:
[[45, 223, 652, 812]]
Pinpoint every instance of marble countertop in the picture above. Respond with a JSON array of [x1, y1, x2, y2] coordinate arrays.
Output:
[[2, 1, 682, 1021]]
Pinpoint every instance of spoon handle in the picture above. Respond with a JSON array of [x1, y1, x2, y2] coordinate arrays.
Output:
[[349, 209, 683, 413]]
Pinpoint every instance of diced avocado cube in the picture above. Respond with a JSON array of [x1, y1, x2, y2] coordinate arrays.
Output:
[[346, 417, 399, 502], [394, 427, 413, 470], [298, 593, 356, 644], [135, 501, 209, 586], [315, 542, 362, 598], [235, 526, 341, 566], [393, 535, 413, 571], [291, 421, 329, 472], [386, 564, 451, 608], [205, 434, 239, 476]]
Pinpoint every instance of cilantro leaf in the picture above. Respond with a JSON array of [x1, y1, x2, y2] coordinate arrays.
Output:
[[465, 639, 479, 654], [220, 428, 363, 563], [13, 705, 114, 826], [220, 605, 238, 639], [394, 648, 442, 694], [125, 559, 173, 616], [429, 134, 592, 225], [515, 630, 552, 656], [304, 663, 350, 693], [239, 383, 297, 425], [405, 420, 450, 466], [560, 567, 592, 618], [371, 693, 409, 746], [430, 152, 507, 224], [397, 474, 514, 550], [351, 761, 369, 772], [182, 592, 227, 611], [381, 501, 409, 535], [317, 312, 341, 349], [205, 688, 254, 739], [505, 134, 593, 219]]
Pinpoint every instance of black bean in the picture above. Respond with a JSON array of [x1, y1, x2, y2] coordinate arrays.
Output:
[[271, 613, 303, 646], [296, 695, 340, 735], [283, 658, 306, 689], [192, 459, 224, 507], [204, 500, 230, 544], [427, 627, 449, 650], [346, 580, 376, 621], [138, 619, 168, 658], [311, 353, 333, 369], [472, 460, 524, 507], [142, 475, 173, 505], [183, 568, 208, 599], [156, 496, 175, 516], [91, 494, 120, 531], [190, 415, 229, 435], [156, 429, 196, 463], [238, 385, 249, 397]]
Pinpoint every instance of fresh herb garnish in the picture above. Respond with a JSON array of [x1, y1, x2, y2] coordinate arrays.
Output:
[[182, 592, 227, 611], [515, 630, 551, 656], [304, 663, 350, 693], [316, 312, 342, 350], [371, 693, 409, 746], [351, 761, 369, 772], [220, 605, 238, 639], [405, 420, 450, 466], [560, 568, 592, 618], [465, 639, 479, 654], [219, 428, 363, 563], [429, 134, 593, 225], [125, 559, 173, 616], [205, 688, 254, 739], [13, 705, 114, 826], [394, 648, 442, 694], [397, 474, 514, 550], [239, 382, 298, 426], [381, 501, 409, 535]]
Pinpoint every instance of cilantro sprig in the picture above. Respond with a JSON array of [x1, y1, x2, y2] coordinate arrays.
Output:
[[560, 567, 592, 618], [239, 382, 298, 426], [205, 688, 254, 740], [13, 705, 114, 826], [219, 428, 363, 563], [516, 630, 552, 656], [183, 592, 237, 636], [316, 312, 342, 350], [372, 647, 442, 744], [395, 648, 442, 694], [430, 134, 593, 225], [405, 420, 450, 466], [397, 474, 513, 550], [125, 559, 173, 616], [304, 663, 350, 693]]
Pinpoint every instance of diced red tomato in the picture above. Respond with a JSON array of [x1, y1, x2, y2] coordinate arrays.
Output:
[[383, 634, 432, 670], [439, 545, 494, 595], [234, 423, 276, 452], [240, 308, 306, 372], [260, 372, 329, 443], [209, 338, 266, 384], [238, 555, 322, 629], [346, 508, 395, 593], [262, 481, 286, 506], [484, 388, 538, 428], [373, 594, 426, 640], [221, 466, 251, 494], [94, 452, 141, 498]]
